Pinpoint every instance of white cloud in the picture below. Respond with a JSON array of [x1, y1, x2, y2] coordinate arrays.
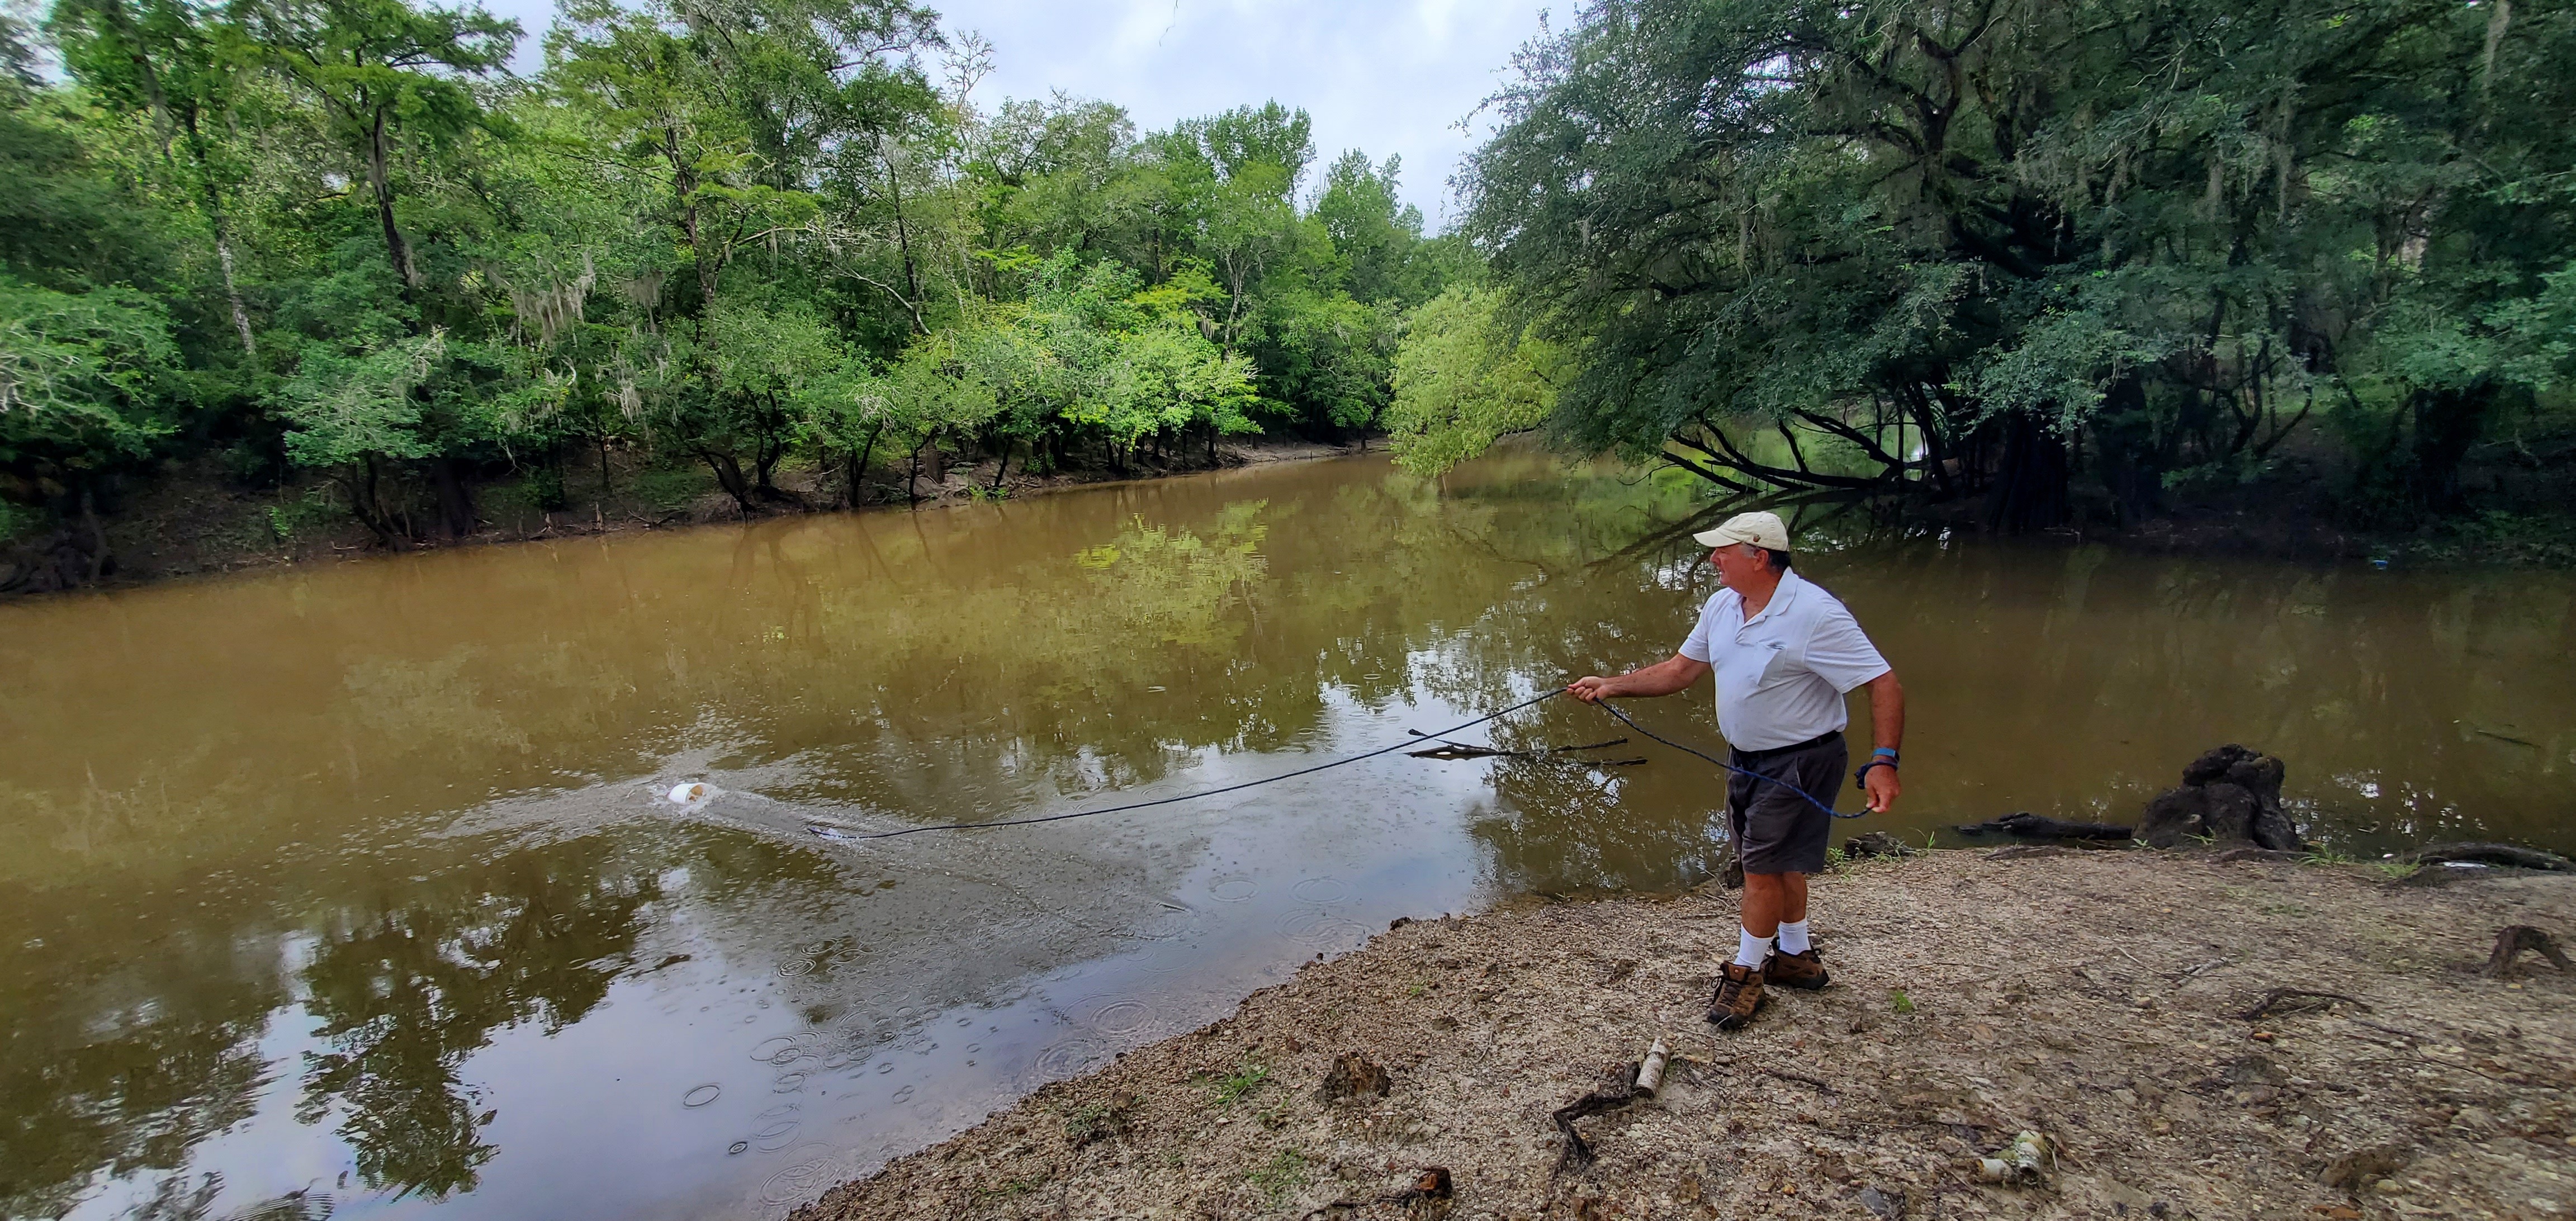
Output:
[[941, 0, 1545, 225]]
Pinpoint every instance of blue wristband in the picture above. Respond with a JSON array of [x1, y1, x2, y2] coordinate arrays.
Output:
[[1872, 747, 1898, 763]]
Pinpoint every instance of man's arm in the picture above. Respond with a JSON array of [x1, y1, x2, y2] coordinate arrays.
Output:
[[1566, 654, 1712, 703], [1861, 670, 1904, 813]]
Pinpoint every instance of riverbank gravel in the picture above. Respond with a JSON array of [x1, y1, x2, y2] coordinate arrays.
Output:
[[790, 849, 2576, 1220]]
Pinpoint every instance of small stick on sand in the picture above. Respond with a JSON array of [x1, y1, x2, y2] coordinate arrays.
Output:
[[2235, 988, 2372, 1021]]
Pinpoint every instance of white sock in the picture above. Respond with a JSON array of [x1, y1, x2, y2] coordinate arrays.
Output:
[[1777, 919, 1811, 955], [1734, 926, 1774, 968]]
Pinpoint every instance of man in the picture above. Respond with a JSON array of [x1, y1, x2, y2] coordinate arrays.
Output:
[[1567, 510, 1903, 1029]]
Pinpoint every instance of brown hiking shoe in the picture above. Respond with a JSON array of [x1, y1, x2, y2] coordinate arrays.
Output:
[[1767, 948, 1831, 991], [1706, 962, 1765, 1029]]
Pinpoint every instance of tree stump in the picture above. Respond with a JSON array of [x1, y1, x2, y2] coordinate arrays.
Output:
[[2483, 926, 2572, 979], [2135, 745, 2300, 850]]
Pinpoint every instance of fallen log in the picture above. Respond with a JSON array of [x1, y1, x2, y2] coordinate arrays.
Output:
[[2405, 843, 2573, 872], [1954, 812, 2134, 841]]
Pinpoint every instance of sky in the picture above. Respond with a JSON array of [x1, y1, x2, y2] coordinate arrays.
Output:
[[479, 0, 1549, 227]]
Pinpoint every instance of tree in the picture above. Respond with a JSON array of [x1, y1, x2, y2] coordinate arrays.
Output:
[[1313, 150, 1438, 307], [49, 0, 262, 354], [0, 276, 182, 576], [1384, 284, 1557, 475], [229, 0, 518, 294], [1456, 0, 2576, 530], [4, 0, 1479, 583], [699, 304, 854, 507], [273, 326, 449, 542]]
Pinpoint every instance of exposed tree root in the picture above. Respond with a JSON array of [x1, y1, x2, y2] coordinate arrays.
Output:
[[1550, 1068, 1641, 1173]]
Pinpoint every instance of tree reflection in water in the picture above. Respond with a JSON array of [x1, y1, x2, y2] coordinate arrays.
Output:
[[0, 995, 272, 1220], [290, 843, 658, 1201]]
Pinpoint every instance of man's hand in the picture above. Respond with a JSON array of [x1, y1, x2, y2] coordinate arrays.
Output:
[[1565, 656, 1710, 704], [1864, 763, 1901, 814], [1862, 671, 1904, 813]]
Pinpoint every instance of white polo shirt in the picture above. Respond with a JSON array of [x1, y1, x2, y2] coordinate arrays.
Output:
[[1678, 569, 1891, 751]]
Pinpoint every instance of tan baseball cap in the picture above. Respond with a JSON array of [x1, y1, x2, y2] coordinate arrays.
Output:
[[1692, 510, 1790, 552]]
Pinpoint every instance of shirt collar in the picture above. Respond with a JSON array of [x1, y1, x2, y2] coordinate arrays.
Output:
[[1741, 568, 1806, 628]]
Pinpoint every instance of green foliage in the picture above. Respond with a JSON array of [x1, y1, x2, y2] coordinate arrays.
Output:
[[1384, 285, 1557, 474], [0, 276, 182, 502], [626, 465, 711, 512], [1246, 1149, 1306, 1206], [1453, 0, 2576, 532], [1, 0, 1459, 562], [1209, 1056, 1269, 1106], [264, 485, 339, 538]]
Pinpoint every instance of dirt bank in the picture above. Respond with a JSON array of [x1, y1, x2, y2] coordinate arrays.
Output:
[[793, 849, 2576, 1220]]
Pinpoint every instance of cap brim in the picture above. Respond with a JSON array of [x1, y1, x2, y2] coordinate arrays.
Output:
[[1692, 528, 1740, 548]]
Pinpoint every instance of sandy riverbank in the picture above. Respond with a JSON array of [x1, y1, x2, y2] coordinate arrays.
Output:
[[793, 848, 2576, 1220]]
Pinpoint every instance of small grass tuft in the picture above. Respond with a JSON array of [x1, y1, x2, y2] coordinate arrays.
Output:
[[1063, 1093, 1137, 1146], [1210, 1056, 1269, 1107], [1246, 1149, 1307, 1206], [1888, 987, 1916, 1015]]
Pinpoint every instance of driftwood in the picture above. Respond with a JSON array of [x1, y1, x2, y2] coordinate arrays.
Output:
[[1843, 830, 1917, 859], [2236, 988, 2373, 1021], [1632, 1039, 1670, 1097], [1746, 1066, 1837, 1094], [2407, 843, 2574, 872], [2484, 926, 2572, 979], [1954, 812, 2134, 841], [1550, 1068, 1640, 1172], [1404, 733, 1642, 766]]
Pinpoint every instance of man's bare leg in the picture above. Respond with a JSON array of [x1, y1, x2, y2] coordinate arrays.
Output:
[[1740, 872, 1806, 936]]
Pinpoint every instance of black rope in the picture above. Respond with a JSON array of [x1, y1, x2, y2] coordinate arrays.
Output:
[[1592, 699, 1865, 819], [815, 688, 1568, 841]]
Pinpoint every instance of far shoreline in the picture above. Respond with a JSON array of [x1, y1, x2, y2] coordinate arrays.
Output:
[[1, 436, 1376, 603]]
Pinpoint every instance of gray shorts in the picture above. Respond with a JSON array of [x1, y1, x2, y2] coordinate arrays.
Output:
[[1725, 734, 1848, 875]]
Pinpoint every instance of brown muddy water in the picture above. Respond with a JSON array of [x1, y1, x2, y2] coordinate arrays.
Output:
[[4, 451, 2572, 1221]]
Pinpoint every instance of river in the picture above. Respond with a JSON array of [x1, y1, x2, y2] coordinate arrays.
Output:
[[4, 450, 2571, 1220]]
